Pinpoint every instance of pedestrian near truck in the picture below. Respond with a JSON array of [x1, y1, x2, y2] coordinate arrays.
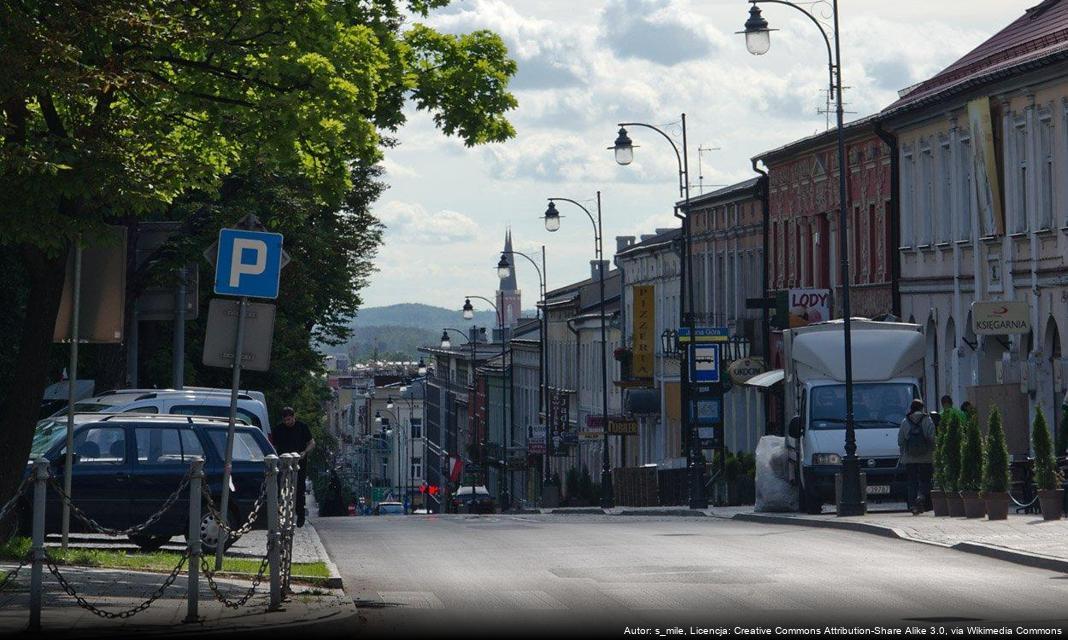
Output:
[[899, 399, 936, 515], [269, 407, 316, 527]]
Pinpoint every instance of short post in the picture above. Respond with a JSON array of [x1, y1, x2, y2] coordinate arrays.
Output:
[[265, 455, 281, 611], [28, 458, 49, 632], [184, 457, 204, 623]]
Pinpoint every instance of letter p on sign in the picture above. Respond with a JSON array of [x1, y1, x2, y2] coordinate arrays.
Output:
[[214, 228, 284, 299]]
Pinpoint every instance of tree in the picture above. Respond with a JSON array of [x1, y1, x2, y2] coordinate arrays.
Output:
[[942, 412, 963, 493], [982, 407, 1009, 494], [0, 0, 517, 511], [1057, 407, 1068, 458], [1032, 406, 1060, 491], [958, 412, 984, 492], [933, 413, 949, 491]]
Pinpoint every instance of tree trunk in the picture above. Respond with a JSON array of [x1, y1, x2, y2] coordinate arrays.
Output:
[[0, 243, 68, 529]]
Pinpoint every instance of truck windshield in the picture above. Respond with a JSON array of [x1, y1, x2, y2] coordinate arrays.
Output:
[[809, 383, 917, 430]]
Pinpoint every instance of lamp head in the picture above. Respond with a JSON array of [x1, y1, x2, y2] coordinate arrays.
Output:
[[610, 127, 635, 166], [386, 397, 394, 410], [462, 298, 474, 320], [497, 254, 511, 280], [440, 330, 451, 349], [543, 201, 561, 232], [417, 357, 428, 376], [740, 3, 774, 55]]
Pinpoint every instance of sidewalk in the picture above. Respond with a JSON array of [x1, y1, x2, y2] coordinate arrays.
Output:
[[726, 507, 1068, 572]]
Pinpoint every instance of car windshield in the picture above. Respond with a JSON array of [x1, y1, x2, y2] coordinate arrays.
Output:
[[809, 383, 917, 430], [49, 402, 112, 418], [30, 419, 69, 459]]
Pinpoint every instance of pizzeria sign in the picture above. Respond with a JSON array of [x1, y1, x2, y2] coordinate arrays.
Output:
[[971, 301, 1030, 335]]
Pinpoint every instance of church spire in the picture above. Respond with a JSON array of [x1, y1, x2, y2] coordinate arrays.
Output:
[[500, 228, 518, 291]]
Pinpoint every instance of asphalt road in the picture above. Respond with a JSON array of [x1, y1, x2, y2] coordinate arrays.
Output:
[[313, 513, 1068, 637]]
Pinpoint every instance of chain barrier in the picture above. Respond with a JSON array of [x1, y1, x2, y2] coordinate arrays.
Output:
[[199, 551, 271, 609], [47, 473, 190, 538], [279, 467, 296, 596], [0, 477, 30, 526], [44, 550, 188, 619], [0, 555, 31, 602], [200, 476, 269, 538], [1009, 492, 1040, 509]]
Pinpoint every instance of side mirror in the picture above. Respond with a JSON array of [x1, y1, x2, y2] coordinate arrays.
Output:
[[788, 415, 802, 439]]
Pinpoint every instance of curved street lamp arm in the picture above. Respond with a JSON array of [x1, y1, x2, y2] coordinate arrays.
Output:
[[443, 327, 477, 344], [751, 0, 836, 93], [464, 294, 498, 313], [617, 121, 684, 196], [547, 197, 599, 244], [501, 249, 543, 289]]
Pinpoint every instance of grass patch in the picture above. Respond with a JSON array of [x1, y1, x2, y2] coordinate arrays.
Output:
[[0, 537, 328, 578]]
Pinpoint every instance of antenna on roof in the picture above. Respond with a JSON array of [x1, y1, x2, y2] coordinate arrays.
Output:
[[818, 87, 856, 130], [696, 145, 724, 194]]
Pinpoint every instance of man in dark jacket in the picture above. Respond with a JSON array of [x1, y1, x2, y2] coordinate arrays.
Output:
[[270, 407, 315, 526], [899, 399, 936, 515]]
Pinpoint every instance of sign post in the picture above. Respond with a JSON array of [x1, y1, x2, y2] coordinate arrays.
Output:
[[210, 218, 286, 570]]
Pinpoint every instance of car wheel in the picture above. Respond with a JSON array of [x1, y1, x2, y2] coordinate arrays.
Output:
[[129, 533, 172, 552], [186, 504, 240, 552]]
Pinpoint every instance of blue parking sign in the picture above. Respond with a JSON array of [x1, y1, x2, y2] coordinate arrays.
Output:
[[214, 228, 284, 299]]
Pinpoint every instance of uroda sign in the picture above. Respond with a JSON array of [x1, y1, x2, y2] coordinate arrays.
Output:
[[971, 301, 1030, 335], [728, 357, 765, 385]]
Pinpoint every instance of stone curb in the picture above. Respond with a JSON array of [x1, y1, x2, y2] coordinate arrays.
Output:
[[545, 508, 606, 515], [304, 520, 344, 589], [731, 512, 1068, 573], [111, 601, 360, 639], [615, 509, 710, 517]]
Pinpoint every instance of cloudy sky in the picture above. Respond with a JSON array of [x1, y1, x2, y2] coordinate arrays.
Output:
[[363, 0, 1030, 311]]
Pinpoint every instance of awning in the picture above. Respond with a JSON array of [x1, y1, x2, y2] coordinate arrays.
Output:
[[744, 369, 784, 388], [625, 388, 660, 415]]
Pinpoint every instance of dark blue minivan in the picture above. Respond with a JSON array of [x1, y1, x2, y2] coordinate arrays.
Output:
[[22, 414, 277, 551]]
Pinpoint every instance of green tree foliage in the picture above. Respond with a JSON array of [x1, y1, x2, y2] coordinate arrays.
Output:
[[933, 414, 950, 491], [958, 412, 984, 492], [982, 407, 1009, 494], [1057, 407, 1068, 458], [1032, 406, 1061, 491], [942, 412, 963, 492], [0, 0, 517, 511]]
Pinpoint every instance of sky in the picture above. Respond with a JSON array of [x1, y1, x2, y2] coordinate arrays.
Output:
[[362, 0, 1032, 311]]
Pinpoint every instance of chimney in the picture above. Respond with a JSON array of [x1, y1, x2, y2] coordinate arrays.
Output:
[[640, 234, 657, 242], [616, 236, 635, 253], [655, 227, 676, 236], [590, 260, 610, 279]]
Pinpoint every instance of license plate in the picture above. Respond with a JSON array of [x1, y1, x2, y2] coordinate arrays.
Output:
[[866, 485, 890, 495]]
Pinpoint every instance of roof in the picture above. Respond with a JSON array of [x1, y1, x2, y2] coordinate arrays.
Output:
[[753, 113, 882, 164], [884, 0, 1068, 116], [615, 227, 681, 259], [681, 177, 761, 209]]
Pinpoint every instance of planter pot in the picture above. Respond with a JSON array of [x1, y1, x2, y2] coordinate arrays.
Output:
[[982, 491, 1009, 521], [960, 491, 986, 519], [1038, 489, 1064, 521], [945, 491, 966, 517], [930, 490, 949, 517]]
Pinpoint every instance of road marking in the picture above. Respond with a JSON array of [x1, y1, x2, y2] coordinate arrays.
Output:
[[377, 591, 445, 609]]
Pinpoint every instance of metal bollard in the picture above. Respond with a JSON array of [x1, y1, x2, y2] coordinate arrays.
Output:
[[265, 455, 281, 611], [28, 458, 48, 632], [282, 454, 297, 590], [184, 458, 204, 623]]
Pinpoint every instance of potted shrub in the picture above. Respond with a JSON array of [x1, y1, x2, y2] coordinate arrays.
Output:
[[1057, 408, 1068, 458], [942, 412, 966, 517], [982, 407, 1010, 520], [1033, 407, 1064, 521], [930, 413, 950, 516], [958, 412, 986, 518]]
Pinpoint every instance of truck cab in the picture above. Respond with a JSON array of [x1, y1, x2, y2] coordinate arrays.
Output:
[[783, 320, 925, 513]]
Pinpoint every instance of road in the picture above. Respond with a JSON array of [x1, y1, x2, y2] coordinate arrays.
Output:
[[314, 513, 1068, 637]]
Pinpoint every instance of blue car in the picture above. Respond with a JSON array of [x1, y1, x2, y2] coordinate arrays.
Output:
[[21, 414, 277, 551]]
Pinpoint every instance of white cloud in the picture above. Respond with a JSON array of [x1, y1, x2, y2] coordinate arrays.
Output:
[[375, 200, 481, 244]]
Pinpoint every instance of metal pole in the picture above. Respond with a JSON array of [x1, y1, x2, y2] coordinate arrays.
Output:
[[127, 304, 139, 388], [265, 455, 281, 610], [184, 457, 204, 623], [682, 114, 708, 509], [831, 0, 864, 517], [215, 296, 248, 569], [541, 245, 549, 490], [173, 265, 187, 389], [28, 458, 48, 632], [597, 192, 613, 509], [62, 239, 81, 550], [499, 294, 507, 507]]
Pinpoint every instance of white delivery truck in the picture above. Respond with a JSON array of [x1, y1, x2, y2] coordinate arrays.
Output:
[[783, 319, 925, 513]]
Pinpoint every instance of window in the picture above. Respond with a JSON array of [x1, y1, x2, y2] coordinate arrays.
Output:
[[410, 418, 422, 439], [412, 456, 423, 479], [122, 405, 158, 414], [959, 137, 974, 241], [939, 142, 952, 243], [67, 427, 126, 465], [901, 148, 915, 247], [920, 146, 935, 245], [206, 430, 266, 462], [1014, 120, 1029, 233], [172, 404, 260, 428], [1039, 115, 1054, 230], [868, 204, 877, 281], [135, 427, 204, 464]]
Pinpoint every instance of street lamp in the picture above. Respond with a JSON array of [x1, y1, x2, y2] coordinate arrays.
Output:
[[440, 330, 451, 350], [418, 358, 428, 377], [740, 0, 864, 517], [541, 193, 613, 509], [497, 254, 511, 280], [611, 115, 705, 509], [462, 298, 475, 321], [440, 327, 483, 513], [497, 246, 550, 490], [386, 397, 394, 410], [462, 295, 509, 506]]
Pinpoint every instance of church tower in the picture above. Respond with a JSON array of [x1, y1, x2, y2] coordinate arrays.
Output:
[[497, 229, 522, 327]]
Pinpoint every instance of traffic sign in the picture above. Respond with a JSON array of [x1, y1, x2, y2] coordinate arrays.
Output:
[[691, 344, 721, 384], [213, 228, 285, 299]]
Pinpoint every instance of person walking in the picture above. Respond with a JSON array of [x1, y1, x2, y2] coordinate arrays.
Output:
[[899, 399, 936, 515], [270, 407, 316, 527]]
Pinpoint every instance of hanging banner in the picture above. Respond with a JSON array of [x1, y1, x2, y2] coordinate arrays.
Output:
[[632, 285, 655, 378], [967, 97, 1004, 237]]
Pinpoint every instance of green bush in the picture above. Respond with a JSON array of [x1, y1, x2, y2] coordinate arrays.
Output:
[[942, 412, 963, 492], [564, 467, 580, 498], [933, 413, 949, 491], [1032, 406, 1062, 491], [982, 407, 1009, 494], [958, 412, 984, 492], [1057, 408, 1068, 458]]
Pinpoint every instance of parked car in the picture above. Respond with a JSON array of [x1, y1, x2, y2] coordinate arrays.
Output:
[[373, 501, 405, 516], [21, 413, 276, 552], [451, 486, 495, 514], [44, 388, 271, 435]]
